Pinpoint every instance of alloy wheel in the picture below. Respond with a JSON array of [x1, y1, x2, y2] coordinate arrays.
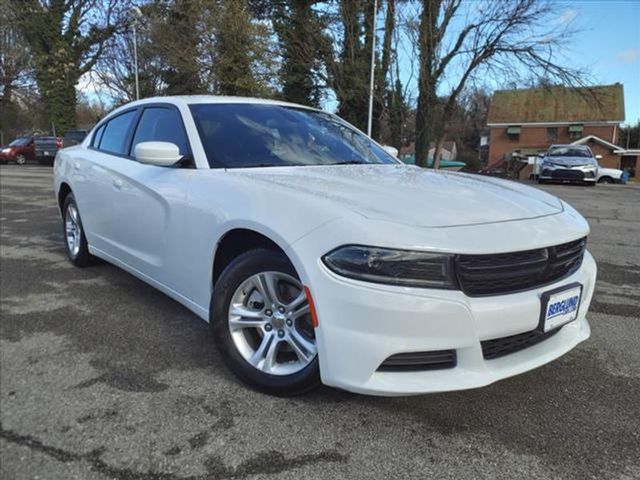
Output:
[[228, 271, 316, 376], [65, 203, 82, 257], [16, 155, 26, 165]]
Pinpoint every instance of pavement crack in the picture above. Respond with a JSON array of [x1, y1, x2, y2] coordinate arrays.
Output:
[[0, 423, 347, 479], [205, 450, 348, 479]]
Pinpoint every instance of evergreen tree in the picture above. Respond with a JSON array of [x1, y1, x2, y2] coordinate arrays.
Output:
[[10, 0, 119, 133], [273, 0, 327, 107]]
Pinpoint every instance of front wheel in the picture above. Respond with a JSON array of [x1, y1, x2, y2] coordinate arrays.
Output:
[[210, 248, 320, 396], [598, 176, 614, 184], [15, 154, 27, 165]]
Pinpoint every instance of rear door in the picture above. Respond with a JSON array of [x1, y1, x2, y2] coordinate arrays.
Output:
[[72, 109, 139, 255]]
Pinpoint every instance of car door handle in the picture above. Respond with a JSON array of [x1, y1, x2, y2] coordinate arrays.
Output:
[[74, 161, 80, 170], [112, 178, 123, 189]]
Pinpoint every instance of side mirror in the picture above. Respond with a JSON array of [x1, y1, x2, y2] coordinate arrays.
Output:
[[382, 145, 399, 157], [595, 154, 602, 160], [135, 141, 182, 166]]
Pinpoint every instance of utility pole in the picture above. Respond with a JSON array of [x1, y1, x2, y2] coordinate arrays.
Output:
[[130, 7, 143, 101], [367, 0, 378, 138]]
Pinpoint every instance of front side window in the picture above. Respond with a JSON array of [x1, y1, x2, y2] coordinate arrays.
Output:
[[99, 110, 137, 155], [189, 103, 397, 168], [131, 107, 189, 156]]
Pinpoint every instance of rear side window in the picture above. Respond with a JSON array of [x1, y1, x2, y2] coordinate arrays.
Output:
[[99, 110, 137, 155], [130, 107, 189, 156]]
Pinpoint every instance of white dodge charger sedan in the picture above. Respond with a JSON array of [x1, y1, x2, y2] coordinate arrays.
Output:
[[53, 96, 596, 396]]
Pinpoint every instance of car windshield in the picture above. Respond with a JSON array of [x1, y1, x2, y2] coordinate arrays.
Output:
[[189, 103, 397, 168], [9, 137, 29, 147], [547, 147, 592, 158]]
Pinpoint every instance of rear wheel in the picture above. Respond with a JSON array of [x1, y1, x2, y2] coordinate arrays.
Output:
[[62, 193, 92, 267], [210, 248, 320, 396]]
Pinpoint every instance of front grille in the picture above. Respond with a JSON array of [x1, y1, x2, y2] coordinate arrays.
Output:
[[455, 237, 586, 296], [481, 328, 561, 360], [551, 169, 584, 180], [377, 350, 457, 372]]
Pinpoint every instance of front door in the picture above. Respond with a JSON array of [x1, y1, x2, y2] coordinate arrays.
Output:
[[102, 105, 194, 287]]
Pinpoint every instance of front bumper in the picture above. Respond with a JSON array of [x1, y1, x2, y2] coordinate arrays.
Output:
[[540, 165, 597, 183], [301, 249, 596, 396]]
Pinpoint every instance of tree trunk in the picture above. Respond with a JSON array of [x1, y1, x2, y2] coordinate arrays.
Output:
[[373, 0, 395, 140], [433, 138, 444, 169], [336, 0, 368, 131], [414, 0, 441, 168]]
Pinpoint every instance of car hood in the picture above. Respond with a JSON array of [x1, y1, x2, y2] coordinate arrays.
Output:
[[544, 156, 596, 167], [227, 164, 563, 228]]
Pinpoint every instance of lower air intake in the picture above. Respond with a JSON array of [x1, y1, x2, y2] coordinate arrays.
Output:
[[377, 350, 457, 372], [481, 328, 561, 360]]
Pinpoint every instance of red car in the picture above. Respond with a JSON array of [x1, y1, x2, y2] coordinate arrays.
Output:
[[0, 136, 35, 165], [0, 136, 63, 165]]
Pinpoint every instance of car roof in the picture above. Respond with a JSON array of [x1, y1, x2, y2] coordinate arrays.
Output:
[[107, 95, 322, 119], [549, 144, 589, 149]]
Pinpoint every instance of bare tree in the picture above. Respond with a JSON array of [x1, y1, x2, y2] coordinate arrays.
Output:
[[93, 12, 164, 103], [413, 0, 586, 168]]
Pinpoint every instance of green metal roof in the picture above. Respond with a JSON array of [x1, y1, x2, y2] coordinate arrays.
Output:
[[488, 84, 625, 123]]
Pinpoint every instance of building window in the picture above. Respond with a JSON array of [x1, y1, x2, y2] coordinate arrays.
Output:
[[547, 127, 558, 143], [507, 126, 521, 141], [569, 124, 583, 140]]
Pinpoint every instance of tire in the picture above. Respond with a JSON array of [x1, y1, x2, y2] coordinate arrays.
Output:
[[210, 248, 320, 396], [598, 176, 613, 184], [62, 193, 92, 267], [15, 154, 27, 165], [538, 179, 546, 184]]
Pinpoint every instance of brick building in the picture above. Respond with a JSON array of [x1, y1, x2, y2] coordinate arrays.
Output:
[[486, 84, 639, 178]]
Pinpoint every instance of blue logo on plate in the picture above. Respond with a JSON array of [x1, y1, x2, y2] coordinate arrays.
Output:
[[547, 296, 579, 319]]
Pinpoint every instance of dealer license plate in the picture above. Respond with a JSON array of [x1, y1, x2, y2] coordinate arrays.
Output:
[[541, 284, 582, 332], [44, 151, 50, 156]]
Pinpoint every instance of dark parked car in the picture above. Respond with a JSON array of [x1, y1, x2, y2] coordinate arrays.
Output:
[[63, 129, 89, 148], [0, 136, 35, 165], [34, 136, 63, 165]]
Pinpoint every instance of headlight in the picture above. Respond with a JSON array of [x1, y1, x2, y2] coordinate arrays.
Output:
[[542, 161, 560, 168], [322, 245, 458, 289], [1, 148, 11, 154]]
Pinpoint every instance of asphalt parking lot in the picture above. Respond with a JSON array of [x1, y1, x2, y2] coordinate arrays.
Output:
[[1, 165, 639, 480]]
